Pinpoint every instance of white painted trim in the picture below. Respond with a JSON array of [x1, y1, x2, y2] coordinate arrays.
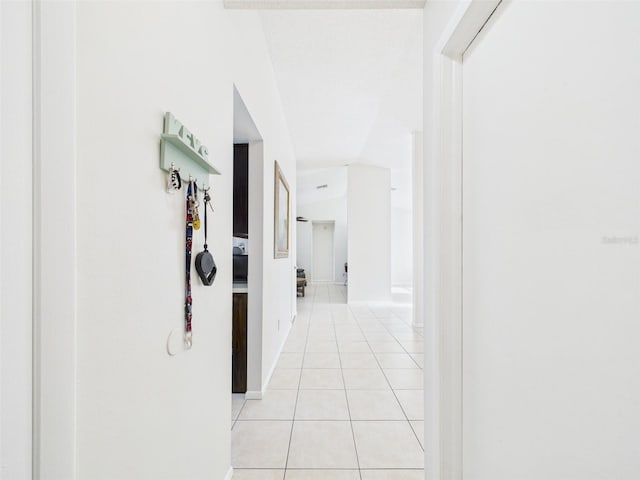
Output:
[[261, 318, 291, 393], [411, 131, 424, 329], [424, 2, 501, 480], [32, 2, 77, 479], [440, 0, 503, 60], [246, 139, 264, 394], [1, 2, 34, 477], [347, 300, 397, 307], [244, 391, 263, 400], [224, 466, 234, 480], [224, 0, 426, 9], [245, 309, 293, 401]]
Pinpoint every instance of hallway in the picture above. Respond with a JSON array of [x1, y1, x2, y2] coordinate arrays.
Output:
[[231, 284, 424, 479]]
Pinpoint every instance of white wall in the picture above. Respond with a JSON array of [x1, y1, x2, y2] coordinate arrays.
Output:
[[75, 3, 296, 479], [0, 2, 32, 478], [347, 164, 391, 303], [461, 2, 640, 479], [391, 206, 413, 288]]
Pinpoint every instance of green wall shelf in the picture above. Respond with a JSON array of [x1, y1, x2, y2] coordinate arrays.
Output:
[[160, 112, 221, 183]]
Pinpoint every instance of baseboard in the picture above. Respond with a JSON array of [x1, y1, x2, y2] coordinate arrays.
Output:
[[261, 323, 291, 392], [245, 315, 297, 400], [245, 318, 293, 401], [348, 299, 393, 306], [224, 466, 234, 480]]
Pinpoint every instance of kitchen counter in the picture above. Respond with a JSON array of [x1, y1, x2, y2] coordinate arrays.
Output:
[[232, 282, 248, 294]]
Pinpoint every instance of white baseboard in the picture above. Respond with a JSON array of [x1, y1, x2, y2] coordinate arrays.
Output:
[[245, 317, 293, 401], [224, 466, 234, 480], [347, 299, 394, 307], [262, 322, 291, 390]]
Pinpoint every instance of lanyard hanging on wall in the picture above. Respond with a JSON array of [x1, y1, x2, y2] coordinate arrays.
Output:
[[184, 179, 197, 348]]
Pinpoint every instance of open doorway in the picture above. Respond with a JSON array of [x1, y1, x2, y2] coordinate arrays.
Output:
[[232, 143, 249, 393], [295, 167, 349, 292], [232, 87, 263, 404]]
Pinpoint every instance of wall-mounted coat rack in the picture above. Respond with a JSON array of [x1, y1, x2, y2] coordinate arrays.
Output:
[[160, 112, 221, 181], [161, 111, 221, 357]]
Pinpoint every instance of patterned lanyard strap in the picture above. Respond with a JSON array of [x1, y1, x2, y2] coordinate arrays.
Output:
[[184, 180, 197, 347]]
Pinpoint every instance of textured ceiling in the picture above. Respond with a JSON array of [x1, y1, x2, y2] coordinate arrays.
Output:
[[260, 9, 423, 208], [226, 0, 426, 9]]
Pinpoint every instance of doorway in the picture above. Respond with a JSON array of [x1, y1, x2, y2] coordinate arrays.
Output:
[[312, 221, 335, 283], [232, 86, 264, 399]]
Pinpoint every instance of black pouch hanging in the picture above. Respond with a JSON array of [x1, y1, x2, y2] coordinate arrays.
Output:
[[195, 189, 217, 286]]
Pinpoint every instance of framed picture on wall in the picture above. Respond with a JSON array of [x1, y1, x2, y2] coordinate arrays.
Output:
[[274, 161, 290, 259]]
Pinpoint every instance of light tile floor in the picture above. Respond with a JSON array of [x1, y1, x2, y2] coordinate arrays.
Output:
[[232, 284, 424, 480]]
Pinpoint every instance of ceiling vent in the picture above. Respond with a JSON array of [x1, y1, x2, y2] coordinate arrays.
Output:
[[316, 184, 328, 189]]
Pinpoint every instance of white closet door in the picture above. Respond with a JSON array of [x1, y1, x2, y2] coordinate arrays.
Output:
[[462, 3, 640, 479], [312, 222, 335, 282]]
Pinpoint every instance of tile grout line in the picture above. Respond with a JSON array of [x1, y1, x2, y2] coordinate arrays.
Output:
[[232, 285, 424, 477], [332, 302, 364, 480], [349, 303, 426, 453], [231, 395, 248, 431], [368, 307, 426, 452], [372, 309, 423, 368], [282, 282, 314, 475]]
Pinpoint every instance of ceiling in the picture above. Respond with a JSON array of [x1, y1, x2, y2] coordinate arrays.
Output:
[[258, 8, 423, 209], [297, 166, 348, 206], [226, 0, 426, 9]]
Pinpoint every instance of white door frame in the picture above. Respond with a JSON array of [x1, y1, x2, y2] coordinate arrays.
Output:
[[32, 1, 78, 479], [424, 2, 502, 479], [1, 2, 34, 478], [311, 220, 335, 283]]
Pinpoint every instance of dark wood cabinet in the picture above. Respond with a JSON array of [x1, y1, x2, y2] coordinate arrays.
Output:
[[233, 144, 249, 238], [232, 293, 247, 393]]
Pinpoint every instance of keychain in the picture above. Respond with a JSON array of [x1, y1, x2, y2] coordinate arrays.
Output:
[[192, 181, 201, 230], [195, 186, 217, 286], [167, 162, 182, 194]]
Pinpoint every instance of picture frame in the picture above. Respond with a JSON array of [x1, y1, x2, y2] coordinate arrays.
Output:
[[274, 161, 290, 259]]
